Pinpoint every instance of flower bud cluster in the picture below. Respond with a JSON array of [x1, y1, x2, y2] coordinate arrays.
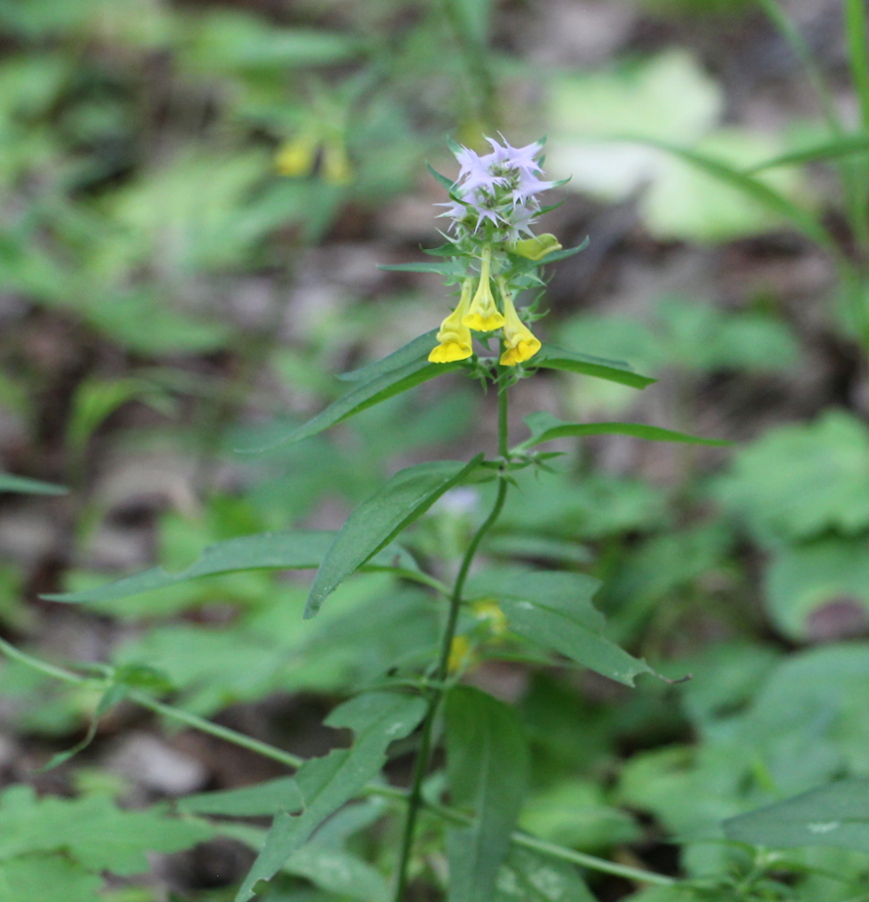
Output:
[[428, 137, 561, 368]]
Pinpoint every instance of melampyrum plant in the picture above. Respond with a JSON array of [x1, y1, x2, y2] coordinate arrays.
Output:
[[3, 138, 730, 901]]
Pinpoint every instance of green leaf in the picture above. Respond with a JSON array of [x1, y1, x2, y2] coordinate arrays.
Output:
[[514, 411, 729, 452], [250, 355, 464, 451], [44, 531, 418, 605], [337, 330, 438, 382], [531, 343, 655, 388], [468, 567, 654, 685], [235, 691, 427, 902], [0, 854, 102, 902], [377, 261, 463, 275], [724, 779, 869, 852], [745, 132, 869, 172], [306, 456, 483, 618], [0, 473, 67, 495], [0, 785, 213, 874], [427, 160, 458, 194], [178, 777, 303, 817], [445, 686, 530, 902]]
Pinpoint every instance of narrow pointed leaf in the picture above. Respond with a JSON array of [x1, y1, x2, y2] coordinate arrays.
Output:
[[338, 330, 437, 382], [249, 356, 464, 451], [621, 135, 836, 251], [745, 132, 869, 173], [44, 531, 418, 605], [445, 686, 530, 902], [0, 473, 67, 495], [306, 456, 483, 617], [724, 779, 869, 852], [514, 411, 729, 452], [531, 344, 654, 388], [377, 261, 463, 275], [469, 568, 653, 686], [235, 691, 427, 902], [178, 777, 303, 817], [498, 847, 596, 902]]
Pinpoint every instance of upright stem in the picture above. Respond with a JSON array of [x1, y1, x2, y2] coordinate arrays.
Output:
[[391, 382, 511, 902]]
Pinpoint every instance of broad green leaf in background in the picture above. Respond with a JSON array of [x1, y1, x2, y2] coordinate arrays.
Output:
[[513, 411, 728, 453], [469, 567, 654, 685], [0, 473, 66, 495], [0, 785, 212, 874], [531, 343, 655, 389], [496, 847, 595, 902], [724, 779, 869, 852], [235, 691, 427, 902], [445, 686, 530, 902], [254, 354, 465, 451], [711, 410, 869, 543], [0, 854, 102, 902], [765, 537, 869, 641], [45, 531, 418, 605], [306, 456, 483, 617]]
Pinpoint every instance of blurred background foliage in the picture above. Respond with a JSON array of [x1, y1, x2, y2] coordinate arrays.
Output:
[[3, 0, 869, 899]]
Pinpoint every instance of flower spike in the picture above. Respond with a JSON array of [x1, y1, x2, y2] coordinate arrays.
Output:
[[429, 279, 475, 363], [498, 279, 541, 367]]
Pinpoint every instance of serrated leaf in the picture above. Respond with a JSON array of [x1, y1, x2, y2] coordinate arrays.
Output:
[[0, 473, 67, 495], [445, 686, 530, 902], [724, 779, 869, 852], [0, 854, 102, 902], [248, 356, 464, 451], [236, 691, 427, 902], [0, 786, 213, 874], [514, 411, 729, 452], [178, 777, 303, 817], [469, 567, 653, 685], [44, 531, 418, 605], [337, 331, 437, 382], [531, 343, 655, 388], [306, 456, 483, 618]]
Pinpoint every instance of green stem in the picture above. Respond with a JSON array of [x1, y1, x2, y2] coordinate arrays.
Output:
[[392, 388, 511, 902]]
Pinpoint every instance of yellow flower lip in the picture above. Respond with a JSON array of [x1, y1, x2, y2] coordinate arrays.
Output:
[[429, 279, 475, 363], [498, 279, 541, 367], [462, 248, 505, 333]]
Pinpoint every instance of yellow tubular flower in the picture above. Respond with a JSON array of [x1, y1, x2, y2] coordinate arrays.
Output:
[[429, 278, 475, 363], [499, 279, 542, 366], [463, 247, 505, 332]]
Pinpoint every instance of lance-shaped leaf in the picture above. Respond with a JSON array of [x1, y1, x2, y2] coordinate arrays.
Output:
[[235, 691, 427, 902], [497, 847, 596, 902], [338, 330, 438, 382], [306, 456, 484, 618], [0, 473, 67, 495], [724, 779, 869, 852], [249, 354, 464, 451], [45, 531, 418, 605], [531, 343, 655, 389], [513, 411, 729, 453], [445, 686, 530, 902], [468, 567, 653, 686], [178, 777, 303, 817]]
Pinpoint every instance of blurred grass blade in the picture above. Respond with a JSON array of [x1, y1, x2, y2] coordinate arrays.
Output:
[[305, 456, 483, 618], [532, 343, 655, 389], [45, 531, 418, 605], [745, 133, 869, 173], [514, 411, 730, 452], [0, 473, 67, 495], [235, 692, 427, 902], [621, 136, 836, 252], [845, 0, 869, 130], [445, 686, 530, 902]]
